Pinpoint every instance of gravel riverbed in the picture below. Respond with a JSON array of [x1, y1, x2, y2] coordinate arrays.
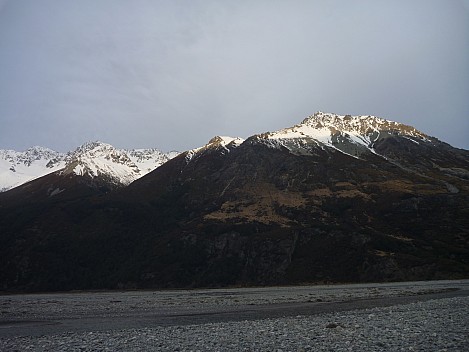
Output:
[[1, 280, 468, 351]]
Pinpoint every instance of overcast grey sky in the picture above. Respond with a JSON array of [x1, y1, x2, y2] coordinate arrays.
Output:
[[0, 0, 468, 152]]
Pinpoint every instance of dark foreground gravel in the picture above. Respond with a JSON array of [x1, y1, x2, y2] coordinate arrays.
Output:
[[1, 295, 468, 351]]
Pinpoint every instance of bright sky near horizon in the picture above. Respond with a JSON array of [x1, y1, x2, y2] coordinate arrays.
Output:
[[0, 0, 468, 152]]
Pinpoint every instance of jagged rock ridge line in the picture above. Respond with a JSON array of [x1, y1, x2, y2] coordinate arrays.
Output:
[[250, 111, 433, 159], [0, 141, 179, 192]]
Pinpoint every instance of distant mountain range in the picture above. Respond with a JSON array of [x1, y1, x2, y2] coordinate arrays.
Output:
[[0, 142, 179, 192], [1, 112, 468, 292]]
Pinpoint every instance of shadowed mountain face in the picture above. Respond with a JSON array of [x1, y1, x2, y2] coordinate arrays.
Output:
[[1, 113, 468, 292]]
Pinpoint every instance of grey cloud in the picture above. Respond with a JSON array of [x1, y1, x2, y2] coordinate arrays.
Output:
[[0, 0, 468, 152]]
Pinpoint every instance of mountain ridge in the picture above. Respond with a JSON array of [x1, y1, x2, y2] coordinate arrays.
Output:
[[0, 112, 468, 292], [0, 141, 179, 192], [249, 111, 436, 159]]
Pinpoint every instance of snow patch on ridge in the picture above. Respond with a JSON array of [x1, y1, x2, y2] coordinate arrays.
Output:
[[185, 136, 245, 162], [255, 111, 431, 158], [63, 141, 142, 185], [127, 149, 179, 175]]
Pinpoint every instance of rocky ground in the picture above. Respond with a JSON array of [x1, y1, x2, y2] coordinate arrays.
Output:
[[1, 280, 468, 351]]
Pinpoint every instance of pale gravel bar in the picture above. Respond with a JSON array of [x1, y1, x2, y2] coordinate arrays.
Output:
[[1, 280, 469, 351]]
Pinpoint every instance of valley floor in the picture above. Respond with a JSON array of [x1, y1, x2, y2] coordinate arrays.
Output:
[[1, 280, 468, 351]]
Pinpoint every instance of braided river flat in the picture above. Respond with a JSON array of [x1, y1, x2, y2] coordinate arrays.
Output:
[[1, 279, 468, 351]]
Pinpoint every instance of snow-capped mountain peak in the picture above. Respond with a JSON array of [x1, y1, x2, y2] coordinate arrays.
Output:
[[2, 146, 64, 167], [208, 136, 245, 148], [300, 111, 428, 138], [255, 112, 431, 158], [0, 141, 179, 192], [185, 136, 245, 162], [0, 147, 66, 192], [62, 141, 140, 185], [68, 141, 113, 155]]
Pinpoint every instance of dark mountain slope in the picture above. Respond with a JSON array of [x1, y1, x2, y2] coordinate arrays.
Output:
[[1, 113, 468, 292]]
